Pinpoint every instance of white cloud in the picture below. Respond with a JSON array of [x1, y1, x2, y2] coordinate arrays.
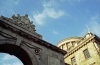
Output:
[[32, 0, 65, 25], [43, 0, 56, 8], [2, 0, 19, 6], [80, 15, 100, 36], [2, 62, 23, 65], [45, 8, 64, 18], [0, 54, 16, 61], [3, 54, 15, 60], [91, 22, 100, 36], [12, 0, 19, 5], [11, 62, 23, 65], [52, 30, 59, 35], [90, 15, 99, 21], [3, 64, 10, 65], [0, 54, 23, 65], [33, 12, 46, 25], [79, 28, 87, 36], [61, 0, 84, 5], [89, 15, 100, 36], [0, 0, 19, 16]]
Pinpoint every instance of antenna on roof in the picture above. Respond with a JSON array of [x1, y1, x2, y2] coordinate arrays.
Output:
[[86, 24, 89, 30], [86, 24, 91, 33]]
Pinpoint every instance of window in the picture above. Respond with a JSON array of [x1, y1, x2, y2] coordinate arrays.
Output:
[[62, 44, 67, 50], [66, 43, 68, 49], [83, 49, 91, 59], [62, 44, 65, 49], [67, 42, 71, 49], [72, 41, 75, 46], [59, 46, 62, 49], [71, 57, 77, 65]]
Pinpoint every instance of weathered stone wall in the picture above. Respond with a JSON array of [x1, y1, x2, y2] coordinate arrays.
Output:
[[64, 41, 100, 65], [0, 15, 66, 65]]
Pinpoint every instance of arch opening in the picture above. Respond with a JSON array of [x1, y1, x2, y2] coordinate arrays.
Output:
[[0, 44, 33, 65], [0, 53, 23, 65]]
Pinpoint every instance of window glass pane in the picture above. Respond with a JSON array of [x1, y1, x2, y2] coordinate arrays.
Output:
[[83, 49, 90, 59]]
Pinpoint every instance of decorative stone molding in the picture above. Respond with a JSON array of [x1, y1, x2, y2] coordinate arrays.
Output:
[[0, 31, 16, 39], [0, 15, 67, 65], [21, 41, 42, 55], [12, 14, 36, 32], [0, 15, 66, 55], [64, 35, 96, 58], [0, 32, 16, 44], [1, 14, 36, 32], [0, 15, 42, 39], [90, 62, 96, 65]]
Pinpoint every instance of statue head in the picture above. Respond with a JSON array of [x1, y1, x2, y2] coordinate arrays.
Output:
[[17, 14, 20, 17], [25, 14, 28, 17]]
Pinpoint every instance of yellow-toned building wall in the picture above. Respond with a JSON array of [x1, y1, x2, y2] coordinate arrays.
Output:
[[64, 41, 100, 65]]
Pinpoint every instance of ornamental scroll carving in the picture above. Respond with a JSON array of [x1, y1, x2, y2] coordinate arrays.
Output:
[[0, 14, 42, 39], [12, 14, 36, 32], [21, 41, 42, 55], [0, 32, 16, 44]]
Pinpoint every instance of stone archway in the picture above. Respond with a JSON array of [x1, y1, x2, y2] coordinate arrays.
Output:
[[0, 14, 66, 65], [0, 44, 33, 65]]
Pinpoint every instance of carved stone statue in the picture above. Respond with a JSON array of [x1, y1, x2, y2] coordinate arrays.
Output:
[[11, 14, 36, 32], [17, 14, 21, 20]]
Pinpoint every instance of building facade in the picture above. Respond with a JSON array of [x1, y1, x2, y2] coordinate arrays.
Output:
[[57, 31, 100, 65], [0, 14, 66, 65]]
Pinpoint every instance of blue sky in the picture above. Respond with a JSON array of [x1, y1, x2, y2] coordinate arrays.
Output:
[[0, 53, 23, 65], [0, 0, 100, 65]]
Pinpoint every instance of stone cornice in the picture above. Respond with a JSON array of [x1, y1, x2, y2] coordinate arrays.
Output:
[[0, 16, 66, 55], [94, 34, 100, 43], [0, 15, 42, 39], [64, 35, 96, 58]]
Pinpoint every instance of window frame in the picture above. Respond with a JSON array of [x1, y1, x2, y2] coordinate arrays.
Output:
[[71, 56, 77, 65], [83, 49, 91, 59]]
